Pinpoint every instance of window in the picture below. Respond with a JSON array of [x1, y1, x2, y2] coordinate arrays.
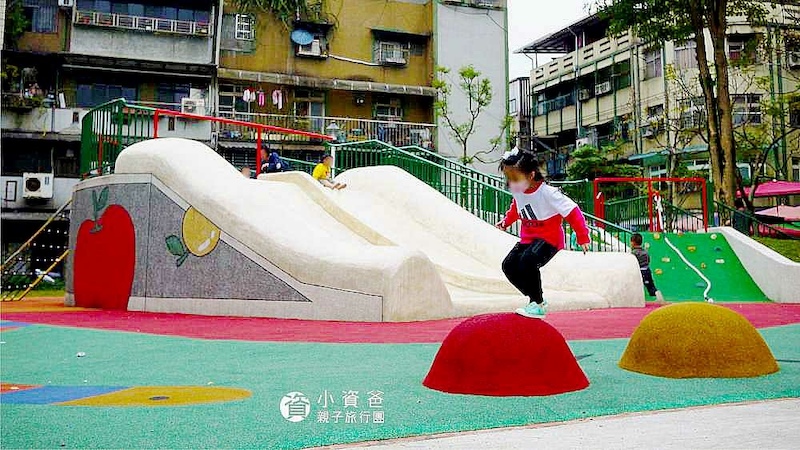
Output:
[[728, 35, 758, 63], [646, 104, 665, 134], [157, 83, 191, 110], [732, 94, 761, 125], [613, 61, 631, 90], [679, 97, 705, 128], [375, 41, 409, 65], [792, 157, 799, 181], [644, 49, 663, 79], [235, 14, 254, 41], [374, 97, 403, 121], [790, 102, 799, 128], [23, 0, 57, 33], [76, 84, 137, 108], [675, 40, 698, 70], [509, 98, 518, 115]]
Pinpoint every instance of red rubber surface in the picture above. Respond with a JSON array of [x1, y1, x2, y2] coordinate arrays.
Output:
[[2, 303, 799, 343]]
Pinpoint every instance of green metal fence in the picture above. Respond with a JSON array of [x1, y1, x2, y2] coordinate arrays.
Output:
[[80, 99, 156, 176], [282, 157, 317, 175], [714, 201, 800, 240], [326, 140, 631, 251]]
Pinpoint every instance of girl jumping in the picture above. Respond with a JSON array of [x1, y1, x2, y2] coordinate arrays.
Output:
[[495, 148, 591, 319]]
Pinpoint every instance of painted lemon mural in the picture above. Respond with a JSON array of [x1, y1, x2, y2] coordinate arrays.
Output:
[[165, 207, 221, 267], [182, 207, 220, 257]]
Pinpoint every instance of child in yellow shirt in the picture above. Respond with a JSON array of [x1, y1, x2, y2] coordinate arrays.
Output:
[[313, 155, 346, 190]]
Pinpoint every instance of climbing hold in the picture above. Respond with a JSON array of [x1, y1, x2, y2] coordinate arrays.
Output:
[[710, 233, 718, 240], [714, 247, 722, 252], [715, 259, 725, 264], [661, 257, 671, 263], [700, 262, 707, 269], [654, 268, 663, 275], [687, 246, 697, 252], [695, 282, 705, 288], [644, 242, 650, 250], [653, 233, 661, 240]]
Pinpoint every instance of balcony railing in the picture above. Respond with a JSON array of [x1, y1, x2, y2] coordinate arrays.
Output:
[[532, 31, 632, 83], [74, 11, 210, 37], [217, 112, 436, 148]]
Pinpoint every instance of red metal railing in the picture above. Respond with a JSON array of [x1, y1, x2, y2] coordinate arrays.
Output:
[[592, 177, 708, 232]]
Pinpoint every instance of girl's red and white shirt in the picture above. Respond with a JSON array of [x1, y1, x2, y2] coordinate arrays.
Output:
[[501, 183, 591, 250]]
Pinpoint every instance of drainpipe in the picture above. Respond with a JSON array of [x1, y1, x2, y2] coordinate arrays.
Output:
[[567, 26, 581, 140], [775, 27, 788, 178], [213, 0, 224, 118]]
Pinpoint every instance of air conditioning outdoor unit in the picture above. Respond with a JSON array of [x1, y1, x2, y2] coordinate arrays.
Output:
[[578, 89, 592, 101], [787, 51, 800, 68], [575, 137, 592, 147], [641, 127, 655, 138], [23, 173, 54, 199], [595, 81, 612, 96], [181, 98, 206, 115], [58, 0, 75, 8], [297, 39, 323, 57]]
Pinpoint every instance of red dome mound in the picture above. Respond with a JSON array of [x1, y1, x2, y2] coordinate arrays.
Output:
[[423, 313, 589, 396]]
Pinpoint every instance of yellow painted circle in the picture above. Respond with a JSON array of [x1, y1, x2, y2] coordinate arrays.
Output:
[[182, 208, 221, 257], [57, 386, 251, 407]]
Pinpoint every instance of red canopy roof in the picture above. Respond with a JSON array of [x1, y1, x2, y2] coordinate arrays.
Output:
[[741, 181, 800, 198]]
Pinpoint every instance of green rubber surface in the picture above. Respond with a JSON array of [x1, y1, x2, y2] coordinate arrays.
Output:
[[2, 324, 798, 449], [640, 232, 769, 302]]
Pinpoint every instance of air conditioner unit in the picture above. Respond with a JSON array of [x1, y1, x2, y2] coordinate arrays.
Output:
[[297, 39, 323, 57], [578, 89, 592, 101], [23, 173, 54, 199], [181, 98, 205, 115], [595, 81, 612, 96], [788, 51, 800, 68], [58, 0, 75, 8], [576, 137, 592, 147], [641, 127, 655, 138]]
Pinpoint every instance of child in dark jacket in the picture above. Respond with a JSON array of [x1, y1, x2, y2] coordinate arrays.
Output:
[[630, 233, 664, 301]]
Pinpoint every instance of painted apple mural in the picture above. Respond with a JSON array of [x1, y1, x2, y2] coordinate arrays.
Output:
[[73, 187, 135, 310]]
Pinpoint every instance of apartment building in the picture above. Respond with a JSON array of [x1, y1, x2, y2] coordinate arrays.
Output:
[[1, 0, 509, 236], [216, 0, 508, 173], [516, 5, 800, 181], [1, 0, 221, 256]]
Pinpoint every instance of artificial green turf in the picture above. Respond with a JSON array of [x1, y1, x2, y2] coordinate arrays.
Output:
[[641, 232, 769, 302], [2, 324, 799, 449]]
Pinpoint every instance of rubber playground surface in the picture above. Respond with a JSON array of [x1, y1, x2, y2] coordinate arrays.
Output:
[[2, 299, 800, 449]]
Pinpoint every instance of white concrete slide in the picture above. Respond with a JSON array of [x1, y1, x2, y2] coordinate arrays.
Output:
[[712, 227, 800, 303], [87, 138, 644, 321]]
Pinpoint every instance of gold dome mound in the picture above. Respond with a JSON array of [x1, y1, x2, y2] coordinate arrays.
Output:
[[619, 303, 779, 378]]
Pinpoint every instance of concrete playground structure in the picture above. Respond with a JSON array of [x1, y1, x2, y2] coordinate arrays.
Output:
[[65, 138, 644, 322], [619, 303, 779, 378]]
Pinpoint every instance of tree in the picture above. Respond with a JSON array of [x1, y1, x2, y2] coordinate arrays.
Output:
[[596, 0, 771, 206], [3, 0, 29, 51], [433, 65, 512, 165], [567, 143, 642, 181], [231, 0, 326, 28]]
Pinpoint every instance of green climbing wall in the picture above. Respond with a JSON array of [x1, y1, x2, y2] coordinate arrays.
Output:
[[639, 232, 770, 303]]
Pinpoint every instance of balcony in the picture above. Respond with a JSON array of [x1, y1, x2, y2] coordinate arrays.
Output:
[[218, 112, 436, 148], [70, 10, 214, 65], [74, 11, 210, 37], [532, 31, 633, 83]]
